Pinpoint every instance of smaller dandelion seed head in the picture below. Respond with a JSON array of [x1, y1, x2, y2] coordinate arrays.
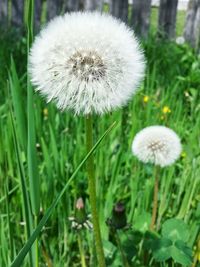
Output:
[[131, 126, 182, 167]]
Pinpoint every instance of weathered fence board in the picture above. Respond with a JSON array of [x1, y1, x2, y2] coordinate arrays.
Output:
[[110, 0, 128, 23], [11, 0, 24, 26], [158, 0, 178, 38], [34, 0, 42, 29], [0, 0, 8, 25], [47, 0, 63, 20], [84, 0, 103, 11], [131, 0, 152, 38], [65, 0, 81, 12], [184, 0, 200, 48]]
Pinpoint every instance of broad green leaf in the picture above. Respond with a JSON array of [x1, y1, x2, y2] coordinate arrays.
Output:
[[134, 212, 151, 233], [153, 247, 171, 261], [170, 245, 192, 266], [119, 231, 137, 261], [162, 219, 189, 242], [153, 238, 192, 266], [175, 240, 193, 258], [143, 230, 159, 250], [153, 238, 172, 261], [103, 240, 117, 259]]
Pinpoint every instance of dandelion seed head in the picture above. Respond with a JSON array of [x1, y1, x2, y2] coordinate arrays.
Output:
[[29, 12, 145, 115], [132, 126, 182, 167]]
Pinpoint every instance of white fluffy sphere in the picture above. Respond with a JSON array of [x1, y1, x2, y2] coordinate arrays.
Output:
[[29, 12, 145, 115], [132, 126, 182, 167]]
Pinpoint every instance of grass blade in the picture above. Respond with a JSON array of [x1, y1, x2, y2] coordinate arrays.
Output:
[[10, 112, 34, 267], [25, 0, 40, 216], [9, 57, 27, 151]]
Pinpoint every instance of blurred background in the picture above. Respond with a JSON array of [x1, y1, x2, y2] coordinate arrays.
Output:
[[0, 0, 199, 49]]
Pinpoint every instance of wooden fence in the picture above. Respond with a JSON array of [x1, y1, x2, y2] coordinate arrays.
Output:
[[0, 0, 199, 49]]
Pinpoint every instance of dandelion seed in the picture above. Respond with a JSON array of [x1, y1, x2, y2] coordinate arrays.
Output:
[[176, 36, 185, 45], [29, 12, 145, 115], [132, 126, 182, 167]]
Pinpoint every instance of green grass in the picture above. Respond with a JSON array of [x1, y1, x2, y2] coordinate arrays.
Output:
[[0, 6, 200, 267]]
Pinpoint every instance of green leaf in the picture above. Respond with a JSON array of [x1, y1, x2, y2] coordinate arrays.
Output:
[[103, 240, 117, 260], [170, 245, 192, 266], [143, 230, 159, 250], [162, 219, 189, 242], [175, 240, 193, 259], [153, 238, 192, 266], [119, 231, 137, 261], [134, 212, 151, 233], [10, 121, 116, 267], [153, 238, 172, 262]]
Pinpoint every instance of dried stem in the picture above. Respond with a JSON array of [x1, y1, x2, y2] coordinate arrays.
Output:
[[150, 166, 160, 231]]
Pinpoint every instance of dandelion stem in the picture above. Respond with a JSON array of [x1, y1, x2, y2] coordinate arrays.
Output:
[[85, 115, 106, 267], [78, 232, 87, 267], [150, 166, 160, 231], [35, 216, 39, 267]]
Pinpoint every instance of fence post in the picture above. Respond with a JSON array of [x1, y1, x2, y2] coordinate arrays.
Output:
[[11, 0, 24, 27], [157, 0, 178, 39], [131, 0, 152, 38], [83, 0, 104, 11], [0, 0, 8, 26], [184, 0, 200, 49], [34, 0, 42, 30], [46, 0, 63, 20], [110, 0, 128, 23], [65, 0, 81, 11]]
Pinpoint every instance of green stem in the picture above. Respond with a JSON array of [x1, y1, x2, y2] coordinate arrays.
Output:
[[78, 233, 87, 267], [85, 115, 106, 267], [115, 231, 130, 267], [35, 216, 39, 267], [150, 166, 160, 231]]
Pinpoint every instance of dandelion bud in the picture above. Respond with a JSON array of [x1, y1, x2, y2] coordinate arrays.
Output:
[[69, 198, 92, 230], [74, 198, 87, 225], [107, 202, 127, 230]]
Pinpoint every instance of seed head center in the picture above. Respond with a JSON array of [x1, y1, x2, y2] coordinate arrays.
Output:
[[148, 141, 165, 152], [68, 50, 106, 81]]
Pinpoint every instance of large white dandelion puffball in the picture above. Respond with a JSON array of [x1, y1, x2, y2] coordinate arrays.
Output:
[[29, 12, 145, 115], [132, 126, 182, 167]]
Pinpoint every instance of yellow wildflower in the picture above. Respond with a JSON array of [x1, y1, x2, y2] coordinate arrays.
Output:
[[162, 106, 171, 114], [198, 251, 200, 261], [181, 152, 187, 158], [160, 115, 165, 120], [43, 108, 48, 116], [143, 95, 149, 103]]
